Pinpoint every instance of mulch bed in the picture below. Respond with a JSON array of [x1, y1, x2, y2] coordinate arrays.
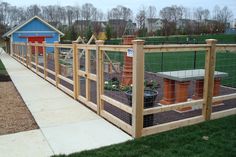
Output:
[[0, 80, 39, 135]]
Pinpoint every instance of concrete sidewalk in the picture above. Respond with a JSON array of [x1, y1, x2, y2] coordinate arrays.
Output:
[[0, 51, 132, 157]]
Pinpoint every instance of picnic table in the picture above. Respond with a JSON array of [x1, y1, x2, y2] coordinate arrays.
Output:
[[157, 69, 228, 106]]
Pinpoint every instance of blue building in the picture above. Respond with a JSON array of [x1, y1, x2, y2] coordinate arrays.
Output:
[[2, 16, 64, 54]]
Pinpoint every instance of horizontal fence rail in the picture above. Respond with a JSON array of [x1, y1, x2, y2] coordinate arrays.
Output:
[[11, 39, 236, 138]]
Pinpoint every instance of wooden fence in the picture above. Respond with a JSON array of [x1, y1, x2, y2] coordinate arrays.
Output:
[[11, 39, 236, 138]]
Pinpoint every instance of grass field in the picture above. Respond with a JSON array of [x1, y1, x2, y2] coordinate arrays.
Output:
[[140, 34, 236, 45], [106, 34, 236, 45], [53, 115, 236, 157]]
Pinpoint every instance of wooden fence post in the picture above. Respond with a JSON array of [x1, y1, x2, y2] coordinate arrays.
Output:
[[132, 40, 145, 138], [54, 42, 60, 87], [96, 40, 105, 115], [25, 42, 29, 67], [21, 45, 24, 63], [43, 41, 47, 79], [20, 45, 22, 62], [85, 48, 91, 101], [19, 45, 21, 60], [29, 43, 32, 69], [203, 39, 217, 120], [15, 44, 17, 57], [35, 42, 39, 73], [73, 41, 78, 99], [17, 44, 20, 60]]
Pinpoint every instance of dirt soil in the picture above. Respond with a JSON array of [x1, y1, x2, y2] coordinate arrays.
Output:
[[0, 81, 39, 135]]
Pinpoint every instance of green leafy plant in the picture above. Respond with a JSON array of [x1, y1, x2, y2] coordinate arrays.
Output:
[[104, 77, 160, 92], [104, 77, 120, 91], [144, 80, 159, 91]]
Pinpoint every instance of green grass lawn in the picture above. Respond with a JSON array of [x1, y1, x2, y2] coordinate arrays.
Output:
[[0, 59, 7, 75], [140, 34, 236, 45], [53, 115, 236, 157], [106, 34, 236, 45]]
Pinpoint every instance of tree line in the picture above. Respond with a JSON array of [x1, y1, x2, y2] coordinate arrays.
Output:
[[0, 1, 234, 40]]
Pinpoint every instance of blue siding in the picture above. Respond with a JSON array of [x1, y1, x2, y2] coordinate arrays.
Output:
[[18, 19, 53, 32], [12, 33, 27, 42], [11, 18, 61, 53]]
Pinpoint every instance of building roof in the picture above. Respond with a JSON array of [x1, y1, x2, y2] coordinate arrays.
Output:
[[2, 16, 64, 38]]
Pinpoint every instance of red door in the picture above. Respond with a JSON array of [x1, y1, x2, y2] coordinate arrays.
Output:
[[28, 37, 45, 55]]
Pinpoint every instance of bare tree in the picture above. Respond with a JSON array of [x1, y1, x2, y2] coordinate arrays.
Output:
[[147, 6, 157, 19], [0, 2, 10, 25], [136, 7, 146, 29], [183, 7, 191, 19], [55, 6, 66, 25], [42, 5, 56, 22], [8, 6, 23, 26], [26, 5, 41, 18], [203, 9, 210, 20], [194, 7, 210, 33], [74, 5, 81, 21], [108, 5, 132, 20], [194, 7, 207, 21], [146, 6, 157, 34], [121, 6, 133, 21], [91, 8, 104, 35], [213, 5, 233, 33], [107, 5, 132, 37], [66, 6, 74, 26], [221, 6, 233, 24], [81, 3, 95, 21], [160, 6, 182, 35], [135, 6, 147, 36]]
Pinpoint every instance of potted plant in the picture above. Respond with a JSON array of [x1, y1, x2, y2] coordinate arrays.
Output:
[[124, 80, 159, 127]]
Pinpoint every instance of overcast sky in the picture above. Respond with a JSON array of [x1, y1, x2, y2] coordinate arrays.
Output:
[[4, 0, 236, 20]]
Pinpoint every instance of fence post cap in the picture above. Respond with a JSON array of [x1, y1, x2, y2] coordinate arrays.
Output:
[[95, 40, 105, 45], [132, 40, 145, 45], [206, 39, 217, 44]]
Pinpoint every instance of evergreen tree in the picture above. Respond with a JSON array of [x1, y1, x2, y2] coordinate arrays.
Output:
[[71, 26, 78, 41], [85, 25, 93, 41], [105, 24, 112, 40]]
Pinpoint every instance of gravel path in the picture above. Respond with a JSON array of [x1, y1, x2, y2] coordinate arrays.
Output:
[[0, 81, 38, 135]]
